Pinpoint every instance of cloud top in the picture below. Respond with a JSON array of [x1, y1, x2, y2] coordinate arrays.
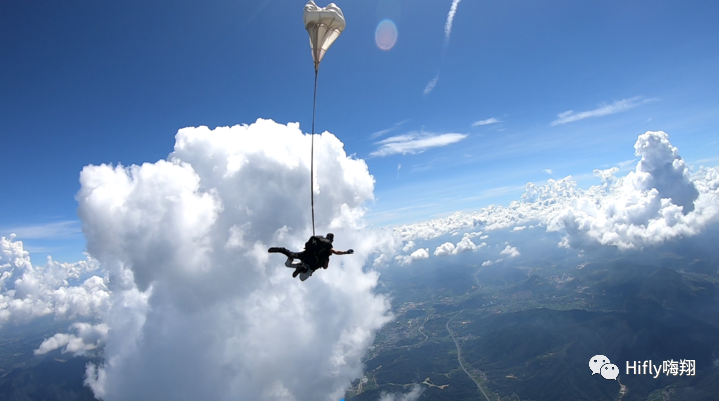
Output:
[[633, 130, 698, 213]]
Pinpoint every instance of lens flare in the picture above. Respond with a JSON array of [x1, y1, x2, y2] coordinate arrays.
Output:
[[375, 19, 398, 51]]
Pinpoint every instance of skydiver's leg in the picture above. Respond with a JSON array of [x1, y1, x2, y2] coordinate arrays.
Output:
[[299, 268, 314, 281], [287, 251, 311, 278], [283, 250, 306, 267], [269, 248, 302, 264], [285, 258, 305, 268], [293, 264, 309, 278], [268, 247, 298, 258]]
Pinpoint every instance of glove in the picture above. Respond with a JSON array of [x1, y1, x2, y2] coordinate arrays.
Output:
[[347, 249, 354, 254]]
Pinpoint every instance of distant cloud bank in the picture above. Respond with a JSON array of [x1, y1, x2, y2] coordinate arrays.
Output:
[[393, 131, 718, 251], [0, 236, 107, 328]]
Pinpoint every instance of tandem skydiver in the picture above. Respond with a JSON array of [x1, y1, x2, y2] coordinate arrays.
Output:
[[268, 233, 353, 281]]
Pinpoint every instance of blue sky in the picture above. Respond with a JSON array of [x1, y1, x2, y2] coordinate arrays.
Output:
[[2, 0, 719, 263]]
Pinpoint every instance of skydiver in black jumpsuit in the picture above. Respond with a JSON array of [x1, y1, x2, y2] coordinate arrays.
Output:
[[268, 233, 353, 281]]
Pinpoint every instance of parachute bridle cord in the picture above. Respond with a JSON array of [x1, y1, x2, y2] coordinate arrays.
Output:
[[310, 68, 318, 236], [304, 1, 345, 237]]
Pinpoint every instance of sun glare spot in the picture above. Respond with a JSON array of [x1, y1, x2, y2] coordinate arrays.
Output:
[[375, 19, 398, 51]]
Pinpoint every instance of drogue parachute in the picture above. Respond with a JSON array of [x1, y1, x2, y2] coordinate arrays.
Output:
[[304, 1, 346, 71], [267, 2, 351, 281], [303, 1, 346, 237]]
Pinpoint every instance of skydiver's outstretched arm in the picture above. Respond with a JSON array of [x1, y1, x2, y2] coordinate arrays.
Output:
[[331, 248, 354, 256], [320, 248, 354, 269]]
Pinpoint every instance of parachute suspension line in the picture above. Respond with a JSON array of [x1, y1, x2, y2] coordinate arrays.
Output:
[[310, 68, 318, 237]]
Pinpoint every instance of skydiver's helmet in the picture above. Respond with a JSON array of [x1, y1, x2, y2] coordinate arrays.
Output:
[[326, 233, 334, 243]]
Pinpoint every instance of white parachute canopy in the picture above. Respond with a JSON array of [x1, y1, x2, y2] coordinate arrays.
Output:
[[304, 1, 346, 71]]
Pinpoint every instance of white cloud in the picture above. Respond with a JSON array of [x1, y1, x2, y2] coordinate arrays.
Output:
[[394, 131, 718, 251], [548, 131, 706, 249], [370, 119, 410, 139], [371, 132, 468, 157], [1, 220, 81, 239], [423, 75, 439, 95], [35, 322, 109, 356], [455, 236, 479, 253], [75, 119, 393, 401], [402, 240, 416, 253], [444, 0, 463, 46], [512, 226, 527, 231], [0, 235, 108, 326], [373, 253, 390, 267], [425, 0, 462, 95], [551, 97, 655, 126], [472, 117, 500, 127], [543, 169, 553, 175], [434, 242, 455, 256], [380, 384, 424, 401], [395, 248, 430, 266], [409, 248, 429, 260], [482, 258, 502, 267], [434, 235, 480, 256], [500, 245, 520, 258]]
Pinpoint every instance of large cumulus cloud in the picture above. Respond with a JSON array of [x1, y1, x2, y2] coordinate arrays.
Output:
[[395, 131, 719, 251], [77, 119, 392, 401]]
